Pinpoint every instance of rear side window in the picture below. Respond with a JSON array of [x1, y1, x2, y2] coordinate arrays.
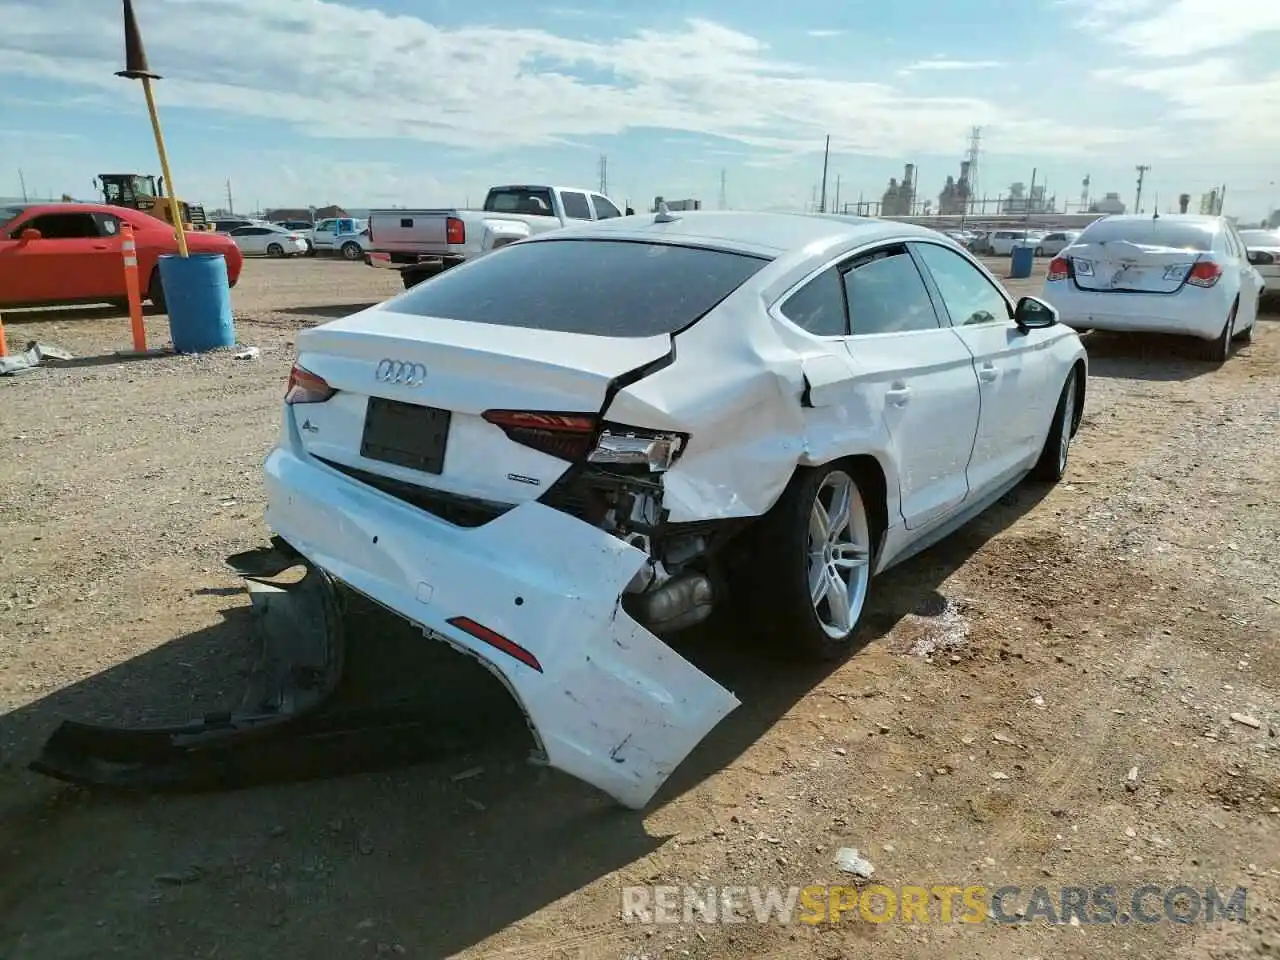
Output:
[[842, 249, 940, 335], [1078, 219, 1213, 251], [561, 191, 593, 220], [779, 268, 846, 337], [389, 239, 770, 337]]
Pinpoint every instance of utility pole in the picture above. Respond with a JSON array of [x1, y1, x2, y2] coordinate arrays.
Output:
[[718, 168, 727, 210], [833, 175, 840, 214], [17, 169, 28, 201], [225, 179, 234, 215], [598, 154, 608, 195], [1134, 164, 1150, 214], [818, 135, 831, 213], [1023, 167, 1037, 239]]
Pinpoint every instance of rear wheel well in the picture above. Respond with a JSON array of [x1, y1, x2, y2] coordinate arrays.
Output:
[[840, 455, 889, 559], [1070, 359, 1087, 435]]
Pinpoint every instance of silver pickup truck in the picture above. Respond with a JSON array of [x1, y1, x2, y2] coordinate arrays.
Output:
[[365, 184, 633, 289]]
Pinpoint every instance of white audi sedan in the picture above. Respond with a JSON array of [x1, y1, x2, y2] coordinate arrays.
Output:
[[1039, 214, 1263, 361], [262, 211, 1087, 809]]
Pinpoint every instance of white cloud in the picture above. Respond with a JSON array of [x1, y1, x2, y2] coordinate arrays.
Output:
[[0, 0, 1141, 165], [1071, 0, 1280, 56], [900, 58, 1005, 72], [806, 29, 843, 38]]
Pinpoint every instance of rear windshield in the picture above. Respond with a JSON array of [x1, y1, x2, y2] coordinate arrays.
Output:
[[1078, 219, 1214, 251], [389, 239, 771, 337]]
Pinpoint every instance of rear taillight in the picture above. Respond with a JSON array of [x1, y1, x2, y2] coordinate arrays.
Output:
[[446, 216, 465, 245], [285, 363, 336, 405], [1047, 257, 1070, 281], [1187, 260, 1223, 287], [481, 411, 687, 469], [482, 410, 599, 461]]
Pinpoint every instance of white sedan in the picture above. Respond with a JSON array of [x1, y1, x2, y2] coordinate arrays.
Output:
[[228, 223, 308, 257], [1239, 228, 1280, 299], [259, 211, 1087, 809], [1040, 214, 1263, 362]]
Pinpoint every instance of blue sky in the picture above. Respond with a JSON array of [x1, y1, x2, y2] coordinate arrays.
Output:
[[2, 0, 1277, 219]]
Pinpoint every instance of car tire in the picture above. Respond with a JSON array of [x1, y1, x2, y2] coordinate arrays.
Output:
[[341, 242, 363, 261], [305, 240, 316, 256], [146, 268, 166, 312], [1201, 301, 1237, 363], [1030, 368, 1078, 483], [740, 463, 876, 661], [266, 242, 284, 258], [1035, 247, 1045, 257], [1231, 319, 1253, 343]]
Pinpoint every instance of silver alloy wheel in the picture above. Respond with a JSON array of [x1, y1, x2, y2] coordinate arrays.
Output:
[[1057, 373, 1076, 473], [807, 470, 872, 639]]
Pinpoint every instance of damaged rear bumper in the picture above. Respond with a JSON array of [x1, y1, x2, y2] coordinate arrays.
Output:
[[262, 445, 740, 809]]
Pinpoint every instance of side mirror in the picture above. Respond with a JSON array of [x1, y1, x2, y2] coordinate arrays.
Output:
[[625, 207, 635, 216], [19, 228, 42, 243], [1013, 295, 1058, 332]]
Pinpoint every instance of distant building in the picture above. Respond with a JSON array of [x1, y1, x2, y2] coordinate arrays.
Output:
[[263, 205, 347, 222], [1198, 190, 1223, 216], [937, 160, 973, 215], [881, 164, 916, 216], [1089, 192, 1126, 215], [652, 197, 701, 212], [1001, 181, 1054, 215]]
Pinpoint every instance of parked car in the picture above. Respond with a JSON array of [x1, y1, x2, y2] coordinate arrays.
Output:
[[261, 211, 1086, 808], [1040, 214, 1262, 361], [365, 184, 633, 288], [990, 230, 1045, 256], [1238, 228, 1280, 302], [0, 202, 243, 311], [309, 217, 368, 260], [229, 223, 309, 258], [1035, 231, 1080, 257]]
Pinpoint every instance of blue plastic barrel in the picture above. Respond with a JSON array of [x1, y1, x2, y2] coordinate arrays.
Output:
[[1009, 243, 1035, 280], [158, 253, 235, 353]]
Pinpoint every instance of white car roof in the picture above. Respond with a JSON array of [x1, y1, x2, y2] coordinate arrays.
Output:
[[1094, 214, 1221, 231], [525, 210, 952, 257]]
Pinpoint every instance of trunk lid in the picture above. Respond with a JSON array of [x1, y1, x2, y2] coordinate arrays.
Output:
[[1069, 240, 1206, 294], [289, 305, 671, 507]]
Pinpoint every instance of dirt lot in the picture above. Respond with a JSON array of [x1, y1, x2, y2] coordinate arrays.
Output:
[[0, 257, 1277, 960]]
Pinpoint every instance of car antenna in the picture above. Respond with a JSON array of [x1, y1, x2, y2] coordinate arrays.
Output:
[[653, 199, 679, 224]]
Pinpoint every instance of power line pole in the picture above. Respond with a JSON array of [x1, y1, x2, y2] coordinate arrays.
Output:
[[818, 135, 831, 213], [1134, 164, 1150, 214], [718, 168, 727, 210], [598, 154, 608, 195], [17, 168, 28, 201], [225, 178, 234, 215], [833, 174, 841, 214]]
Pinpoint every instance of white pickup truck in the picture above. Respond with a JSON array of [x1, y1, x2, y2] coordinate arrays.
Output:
[[365, 184, 633, 288]]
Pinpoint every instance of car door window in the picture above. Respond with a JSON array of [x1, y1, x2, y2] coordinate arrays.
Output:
[[560, 191, 593, 220], [778, 267, 847, 337], [93, 214, 121, 236], [841, 246, 940, 335], [21, 213, 102, 239], [912, 242, 1012, 327], [591, 194, 622, 219]]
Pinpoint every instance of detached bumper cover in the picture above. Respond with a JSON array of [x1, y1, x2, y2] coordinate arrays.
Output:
[[263, 444, 741, 809]]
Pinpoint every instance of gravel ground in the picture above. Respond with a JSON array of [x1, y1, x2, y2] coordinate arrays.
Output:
[[0, 257, 1277, 960]]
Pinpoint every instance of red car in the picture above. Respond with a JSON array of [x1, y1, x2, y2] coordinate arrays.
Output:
[[0, 202, 243, 311]]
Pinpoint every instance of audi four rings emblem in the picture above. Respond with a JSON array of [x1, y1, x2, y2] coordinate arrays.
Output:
[[375, 358, 427, 385]]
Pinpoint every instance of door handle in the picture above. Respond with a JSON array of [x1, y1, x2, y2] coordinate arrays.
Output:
[[92, 243, 109, 250], [978, 362, 999, 382], [885, 384, 912, 406]]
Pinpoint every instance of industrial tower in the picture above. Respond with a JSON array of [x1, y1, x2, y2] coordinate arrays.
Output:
[[965, 127, 982, 211], [1080, 174, 1090, 211]]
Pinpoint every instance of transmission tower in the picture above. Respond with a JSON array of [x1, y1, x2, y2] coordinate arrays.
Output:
[[598, 154, 608, 195], [966, 126, 982, 210], [719, 168, 727, 210], [1134, 164, 1150, 214], [1080, 174, 1090, 211]]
